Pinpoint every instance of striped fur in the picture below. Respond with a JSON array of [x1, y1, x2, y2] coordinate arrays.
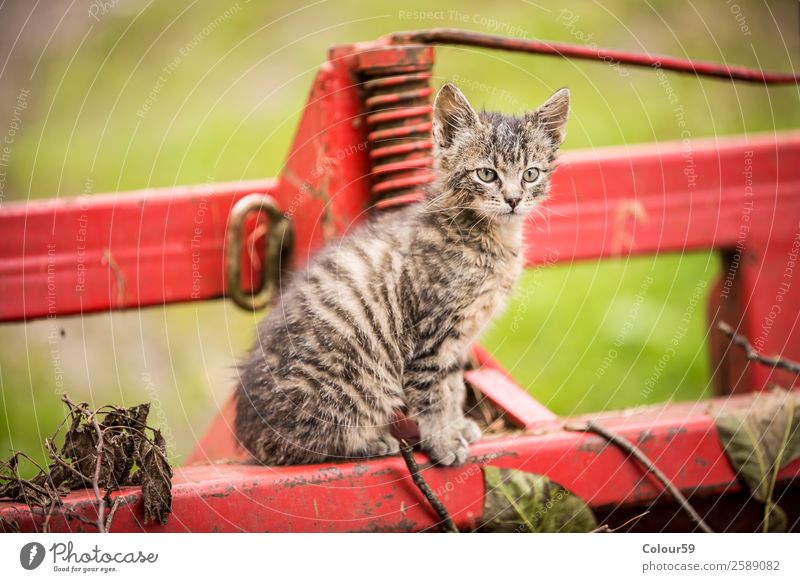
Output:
[[235, 84, 569, 466]]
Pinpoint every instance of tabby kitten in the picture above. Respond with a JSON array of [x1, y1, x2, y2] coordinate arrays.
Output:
[[236, 83, 569, 466]]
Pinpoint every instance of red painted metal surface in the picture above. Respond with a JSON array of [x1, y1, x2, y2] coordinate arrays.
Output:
[[4, 133, 797, 323], [1, 32, 799, 533], [533, 133, 800, 262], [3, 392, 799, 532], [467, 345, 559, 428], [0, 180, 275, 322]]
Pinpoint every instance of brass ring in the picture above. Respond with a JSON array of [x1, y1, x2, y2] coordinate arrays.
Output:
[[225, 193, 293, 311]]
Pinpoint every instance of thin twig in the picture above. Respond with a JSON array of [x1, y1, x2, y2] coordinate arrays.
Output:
[[398, 439, 458, 533], [0, 515, 20, 533], [718, 321, 800, 375], [567, 421, 715, 534], [3, 452, 62, 508], [88, 414, 106, 533], [45, 438, 92, 483], [7, 451, 58, 485], [62, 395, 107, 533], [61, 509, 104, 529], [42, 501, 57, 534], [592, 510, 650, 533], [105, 496, 123, 532]]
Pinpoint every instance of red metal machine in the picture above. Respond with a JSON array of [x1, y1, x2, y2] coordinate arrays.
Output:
[[1, 30, 799, 532]]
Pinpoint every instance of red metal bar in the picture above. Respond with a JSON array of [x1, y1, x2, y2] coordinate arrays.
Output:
[[388, 29, 800, 84], [528, 132, 800, 263], [4, 133, 795, 323], [0, 180, 276, 322], [3, 392, 798, 532], [467, 345, 558, 428]]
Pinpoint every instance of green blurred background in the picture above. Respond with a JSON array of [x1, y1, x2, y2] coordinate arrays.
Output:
[[1, 0, 798, 471]]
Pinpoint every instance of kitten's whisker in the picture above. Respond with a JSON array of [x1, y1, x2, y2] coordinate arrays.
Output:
[[465, 212, 491, 238], [445, 207, 470, 231], [532, 206, 551, 237], [528, 205, 545, 233], [528, 209, 540, 231], [538, 206, 552, 237], [543, 205, 571, 220], [425, 190, 450, 207], [424, 191, 465, 212]]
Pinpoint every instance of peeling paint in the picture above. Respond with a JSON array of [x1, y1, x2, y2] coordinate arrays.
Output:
[[466, 450, 520, 464], [637, 430, 655, 447], [576, 437, 608, 454], [665, 426, 688, 442]]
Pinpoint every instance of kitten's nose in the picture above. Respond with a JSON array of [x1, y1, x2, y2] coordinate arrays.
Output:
[[505, 197, 520, 210]]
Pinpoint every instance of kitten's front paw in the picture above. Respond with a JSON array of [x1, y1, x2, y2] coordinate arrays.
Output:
[[422, 430, 469, 467], [458, 418, 482, 444], [359, 432, 400, 458]]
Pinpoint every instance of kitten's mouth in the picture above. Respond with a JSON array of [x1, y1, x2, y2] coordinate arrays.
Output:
[[494, 210, 525, 223], [481, 206, 527, 222]]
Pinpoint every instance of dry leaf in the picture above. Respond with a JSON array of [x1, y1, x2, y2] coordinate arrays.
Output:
[[0, 396, 173, 530], [135, 431, 173, 525]]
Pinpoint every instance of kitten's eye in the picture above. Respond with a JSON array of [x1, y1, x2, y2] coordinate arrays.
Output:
[[475, 168, 497, 183], [522, 167, 540, 183]]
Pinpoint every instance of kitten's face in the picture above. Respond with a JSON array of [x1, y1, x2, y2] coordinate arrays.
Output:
[[431, 83, 570, 222]]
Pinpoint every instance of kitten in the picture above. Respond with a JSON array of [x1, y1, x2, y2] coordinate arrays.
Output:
[[235, 83, 569, 466]]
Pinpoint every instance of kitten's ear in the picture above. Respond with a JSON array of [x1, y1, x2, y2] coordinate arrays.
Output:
[[531, 88, 570, 145], [432, 83, 480, 148]]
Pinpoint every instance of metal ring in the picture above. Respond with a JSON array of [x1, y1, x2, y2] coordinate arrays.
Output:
[[225, 193, 293, 311]]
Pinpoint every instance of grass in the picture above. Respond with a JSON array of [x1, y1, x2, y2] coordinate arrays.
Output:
[[1, 0, 798, 471]]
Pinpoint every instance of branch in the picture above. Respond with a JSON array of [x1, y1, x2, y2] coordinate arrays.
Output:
[[718, 321, 800, 375], [0, 515, 20, 533], [88, 414, 106, 533], [566, 421, 715, 534], [105, 496, 123, 532], [42, 502, 57, 534], [398, 440, 458, 533], [2, 452, 63, 512], [45, 438, 91, 484], [61, 395, 106, 533], [592, 510, 650, 533]]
